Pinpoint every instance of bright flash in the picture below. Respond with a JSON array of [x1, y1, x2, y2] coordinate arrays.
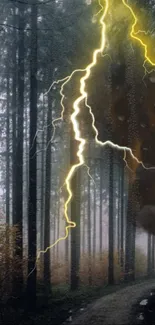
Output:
[[27, 0, 109, 276], [53, 0, 109, 252], [122, 0, 155, 78], [28, 0, 155, 278]]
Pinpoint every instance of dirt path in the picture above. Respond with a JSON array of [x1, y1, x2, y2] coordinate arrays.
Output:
[[69, 280, 155, 325]]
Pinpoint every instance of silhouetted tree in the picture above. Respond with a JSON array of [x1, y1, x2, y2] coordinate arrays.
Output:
[[108, 148, 114, 285], [27, 1, 38, 309], [87, 149, 92, 285], [44, 92, 52, 290], [70, 133, 81, 291], [6, 59, 10, 225], [13, 3, 25, 296]]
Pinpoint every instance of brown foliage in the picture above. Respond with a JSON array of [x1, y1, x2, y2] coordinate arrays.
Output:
[[0, 224, 23, 301], [46, 249, 147, 286]]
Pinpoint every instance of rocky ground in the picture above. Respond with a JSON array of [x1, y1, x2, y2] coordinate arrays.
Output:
[[67, 280, 155, 325]]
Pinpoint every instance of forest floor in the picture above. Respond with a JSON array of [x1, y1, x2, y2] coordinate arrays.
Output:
[[67, 279, 155, 325], [1, 278, 155, 325]]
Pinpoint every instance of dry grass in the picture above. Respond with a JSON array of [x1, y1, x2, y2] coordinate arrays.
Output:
[[46, 248, 148, 286], [0, 224, 24, 300], [0, 228, 148, 300]]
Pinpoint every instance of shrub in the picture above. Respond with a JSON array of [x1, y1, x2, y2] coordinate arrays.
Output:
[[0, 224, 23, 301], [49, 248, 148, 287]]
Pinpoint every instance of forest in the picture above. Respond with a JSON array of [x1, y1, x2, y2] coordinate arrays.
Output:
[[1, 0, 155, 324]]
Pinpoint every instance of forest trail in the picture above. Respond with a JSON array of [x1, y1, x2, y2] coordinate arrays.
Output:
[[69, 280, 155, 325]]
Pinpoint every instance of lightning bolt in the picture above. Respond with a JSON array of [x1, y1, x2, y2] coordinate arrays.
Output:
[[121, 0, 155, 81], [44, 71, 86, 143], [134, 28, 155, 37], [88, 0, 155, 162], [58, 164, 95, 193], [48, 0, 109, 250], [28, 0, 155, 278], [88, 101, 155, 170], [28, 0, 109, 278]]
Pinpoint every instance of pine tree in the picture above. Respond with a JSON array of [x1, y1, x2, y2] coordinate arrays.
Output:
[[27, 0, 38, 309], [44, 92, 52, 290], [108, 148, 114, 285], [70, 131, 81, 290]]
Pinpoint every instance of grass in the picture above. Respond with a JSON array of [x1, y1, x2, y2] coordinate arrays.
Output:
[[2, 276, 154, 325], [35, 276, 155, 325]]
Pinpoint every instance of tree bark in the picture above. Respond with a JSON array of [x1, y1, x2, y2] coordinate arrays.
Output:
[[44, 92, 52, 290], [125, 186, 136, 282], [99, 155, 103, 260], [117, 162, 120, 263], [40, 98, 46, 255], [152, 235, 155, 274], [12, 8, 17, 227], [13, 3, 25, 296], [120, 157, 124, 269], [93, 165, 96, 260], [87, 154, 92, 285], [6, 64, 10, 225], [27, 1, 38, 309], [82, 173, 86, 256], [108, 148, 114, 285], [147, 233, 152, 276], [70, 133, 81, 291], [130, 224, 136, 281], [57, 183, 60, 261]]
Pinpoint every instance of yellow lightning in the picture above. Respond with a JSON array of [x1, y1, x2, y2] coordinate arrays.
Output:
[[87, 100, 155, 170], [87, 0, 155, 162], [58, 164, 95, 195], [28, 0, 155, 278], [51, 0, 109, 247], [28, 0, 109, 278], [44, 71, 85, 143], [121, 0, 155, 78], [134, 28, 155, 37]]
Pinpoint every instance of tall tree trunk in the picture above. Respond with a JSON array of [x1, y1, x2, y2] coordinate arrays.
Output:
[[93, 165, 96, 260], [120, 157, 124, 270], [152, 236, 155, 274], [40, 100, 46, 254], [6, 65, 10, 225], [5, 58, 10, 288], [117, 162, 121, 263], [57, 186, 60, 262], [44, 93, 52, 290], [13, 3, 25, 296], [64, 189, 69, 282], [130, 225, 136, 281], [87, 155, 92, 285], [125, 202, 132, 282], [124, 44, 138, 282], [108, 148, 114, 285], [24, 105, 29, 208], [39, 93, 47, 266], [99, 156, 103, 260], [12, 8, 17, 228], [125, 185, 136, 282], [70, 133, 81, 291], [147, 233, 152, 277], [53, 196, 56, 262], [82, 178, 86, 256], [27, 2, 38, 309], [124, 181, 128, 251], [113, 154, 117, 254]]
